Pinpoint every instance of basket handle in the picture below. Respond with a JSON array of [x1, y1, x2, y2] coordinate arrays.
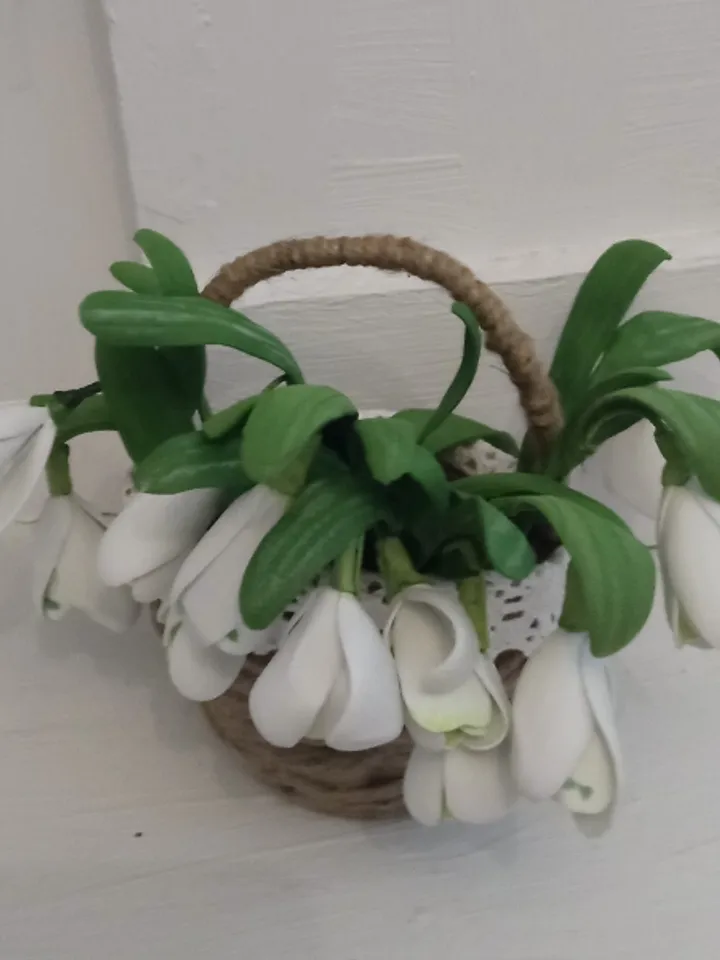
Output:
[[202, 235, 563, 446]]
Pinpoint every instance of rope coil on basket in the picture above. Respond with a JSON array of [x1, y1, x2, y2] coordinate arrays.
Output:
[[199, 235, 563, 820]]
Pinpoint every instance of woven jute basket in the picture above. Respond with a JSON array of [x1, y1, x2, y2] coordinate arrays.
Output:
[[198, 235, 564, 820]]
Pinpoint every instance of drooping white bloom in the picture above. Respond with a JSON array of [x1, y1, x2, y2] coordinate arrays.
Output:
[[0, 401, 56, 534], [658, 483, 720, 649], [249, 586, 404, 751], [385, 584, 510, 751], [98, 489, 220, 604], [511, 629, 621, 830], [33, 495, 138, 632], [595, 420, 664, 519], [164, 484, 287, 701], [403, 744, 517, 826]]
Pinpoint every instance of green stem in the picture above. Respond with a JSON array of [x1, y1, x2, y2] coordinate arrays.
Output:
[[377, 537, 425, 600], [335, 539, 363, 594], [46, 443, 72, 497], [458, 573, 489, 652]]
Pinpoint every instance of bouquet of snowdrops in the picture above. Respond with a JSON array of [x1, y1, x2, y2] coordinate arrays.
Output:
[[3, 230, 720, 831]]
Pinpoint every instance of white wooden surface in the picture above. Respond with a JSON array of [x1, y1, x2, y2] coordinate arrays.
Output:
[[3, 520, 720, 960], [105, 0, 720, 284]]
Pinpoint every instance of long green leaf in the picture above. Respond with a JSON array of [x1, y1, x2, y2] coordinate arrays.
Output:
[[416, 302, 483, 442], [473, 497, 536, 580], [241, 385, 356, 485], [406, 445, 450, 510], [80, 291, 303, 384], [393, 409, 519, 457], [110, 261, 160, 294], [453, 472, 628, 529], [240, 474, 387, 629], [494, 493, 655, 656], [585, 386, 720, 499], [95, 342, 195, 462], [594, 311, 720, 380], [161, 346, 206, 417], [549, 240, 671, 416], [203, 394, 259, 440], [133, 430, 253, 495], [355, 417, 419, 483], [133, 228, 198, 295]]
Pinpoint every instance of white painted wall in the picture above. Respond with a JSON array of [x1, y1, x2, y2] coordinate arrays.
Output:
[[3, 2, 720, 958]]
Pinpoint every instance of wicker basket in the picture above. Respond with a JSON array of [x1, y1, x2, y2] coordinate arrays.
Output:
[[197, 235, 565, 820]]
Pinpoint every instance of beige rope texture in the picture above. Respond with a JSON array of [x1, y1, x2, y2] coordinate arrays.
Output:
[[202, 234, 563, 445]]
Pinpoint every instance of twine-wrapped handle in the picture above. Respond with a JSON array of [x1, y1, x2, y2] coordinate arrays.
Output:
[[202, 235, 563, 445]]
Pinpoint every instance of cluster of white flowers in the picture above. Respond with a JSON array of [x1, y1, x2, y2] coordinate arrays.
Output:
[[3, 401, 717, 831]]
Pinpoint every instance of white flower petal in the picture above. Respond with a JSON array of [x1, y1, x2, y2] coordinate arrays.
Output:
[[32, 496, 72, 616], [248, 588, 341, 747], [179, 488, 285, 648], [462, 655, 511, 750], [0, 401, 50, 440], [41, 497, 138, 632], [597, 420, 664, 519], [404, 711, 446, 751], [130, 556, 186, 604], [403, 745, 444, 826], [0, 420, 56, 534], [557, 733, 614, 816], [391, 584, 478, 693], [659, 486, 720, 647], [167, 622, 244, 701], [321, 594, 403, 751], [167, 486, 285, 608], [511, 630, 594, 800], [444, 746, 518, 824], [390, 598, 493, 735], [98, 489, 219, 587]]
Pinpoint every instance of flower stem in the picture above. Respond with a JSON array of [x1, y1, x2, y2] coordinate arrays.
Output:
[[46, 443, 72, 497], [377, 537, 425, 600], [459, 573, 490, 652], [335, 538, 363, 594]]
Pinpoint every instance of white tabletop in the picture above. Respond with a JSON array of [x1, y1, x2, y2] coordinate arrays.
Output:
[[2, 522, 720, 960]]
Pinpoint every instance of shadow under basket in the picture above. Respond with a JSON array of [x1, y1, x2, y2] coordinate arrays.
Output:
[[196, 233, 566, 821]]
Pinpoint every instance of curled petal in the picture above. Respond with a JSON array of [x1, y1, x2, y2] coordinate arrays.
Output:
[[389, 594, 493, 736]]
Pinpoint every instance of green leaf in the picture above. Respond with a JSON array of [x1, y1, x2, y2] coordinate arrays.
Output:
[[95, 342, 195, 462], [559, 561, 589, 633], [133, 228, 198, 295], [473, 498, 536, 580], [55, 394, 113, 442], [594, 311, 720, 380], [406, 445, 450, 510], [393, 409, 519, 457], [585, 386, 720, 500], [110, 261, 160, 294], [133, 430, 253, 495], [453, 472, 628, 529], [355, 417, 419, 483], [203, 394, 259, 440], [241, 385, 356, 485], [416, 302, 483, 442], [80, 291, 304, 384], [549, 240, 671, 416], [161, 346, 206, 417], [240, 473, 388, 629], [493, 493, 655, 656], [549, 367, 672, 477]]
